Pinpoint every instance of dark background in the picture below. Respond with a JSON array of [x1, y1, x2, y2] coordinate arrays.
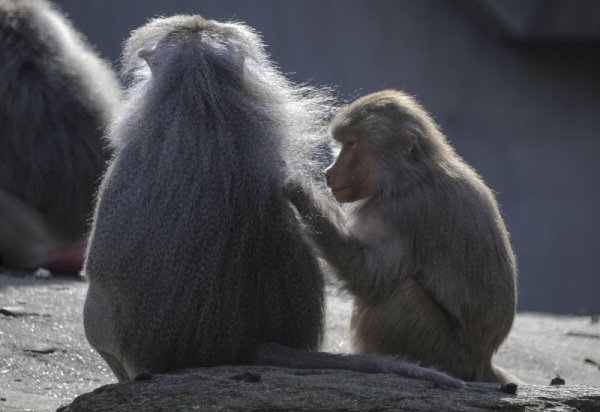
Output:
[[53, 0, 600, 315]]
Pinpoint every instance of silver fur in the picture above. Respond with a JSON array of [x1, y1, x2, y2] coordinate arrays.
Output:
[[83, 15, 330, 380]]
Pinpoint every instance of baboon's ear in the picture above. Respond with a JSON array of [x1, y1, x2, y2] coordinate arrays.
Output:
[[402, 138, 415, 155], [138, 48, 156, 71], [394, 134, 416, 155]]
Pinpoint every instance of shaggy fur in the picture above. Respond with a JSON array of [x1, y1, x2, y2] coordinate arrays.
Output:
[[84, 15, 329, 380], [0, 0, 119, 241]]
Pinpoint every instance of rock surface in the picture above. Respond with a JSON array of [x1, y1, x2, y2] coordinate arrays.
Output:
[[59, 366, 600, 412], [0, 273, 599, 411]]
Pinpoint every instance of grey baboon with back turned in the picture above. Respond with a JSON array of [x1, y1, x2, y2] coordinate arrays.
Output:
[[83, 15, 462, 388], [0, 0, 120, 272]]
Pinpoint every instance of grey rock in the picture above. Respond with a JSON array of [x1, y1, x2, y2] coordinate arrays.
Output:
[[0, 306, 30, 317], [23, 344, 56, 354], [33, 268, 53, 280], [59, 366, 600, 411]]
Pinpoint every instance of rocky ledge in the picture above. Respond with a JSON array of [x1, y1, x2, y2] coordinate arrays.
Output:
[[59, 365, 599, 412]]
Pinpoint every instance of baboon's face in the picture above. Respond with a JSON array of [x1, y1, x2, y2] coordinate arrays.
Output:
[[325, 136, 377, 203]]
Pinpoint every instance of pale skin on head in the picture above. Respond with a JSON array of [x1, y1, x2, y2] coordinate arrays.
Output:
[[82, 16, 463, 389], [288, 89, 519, 383], [325, 135, 379, 203]]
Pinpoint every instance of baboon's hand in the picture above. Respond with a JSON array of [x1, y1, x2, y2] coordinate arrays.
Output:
[[283, 179, 314, 217]]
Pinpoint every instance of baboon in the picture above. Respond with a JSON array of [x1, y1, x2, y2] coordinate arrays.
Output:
[[83, 16, 462, 388], [0, 0, 120, 272], [287, 90, 518, 383]]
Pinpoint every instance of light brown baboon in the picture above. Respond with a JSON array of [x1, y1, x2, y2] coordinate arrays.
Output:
[[83, 17, 462, 388], [0, 0, 120, 272], [287, 89, 518, 383]]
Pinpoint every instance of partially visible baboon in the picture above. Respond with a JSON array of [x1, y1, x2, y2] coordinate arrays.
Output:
[[83, 16, 462, 388], [0, 0, 120, 272], [287, 90, 518, 383]]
